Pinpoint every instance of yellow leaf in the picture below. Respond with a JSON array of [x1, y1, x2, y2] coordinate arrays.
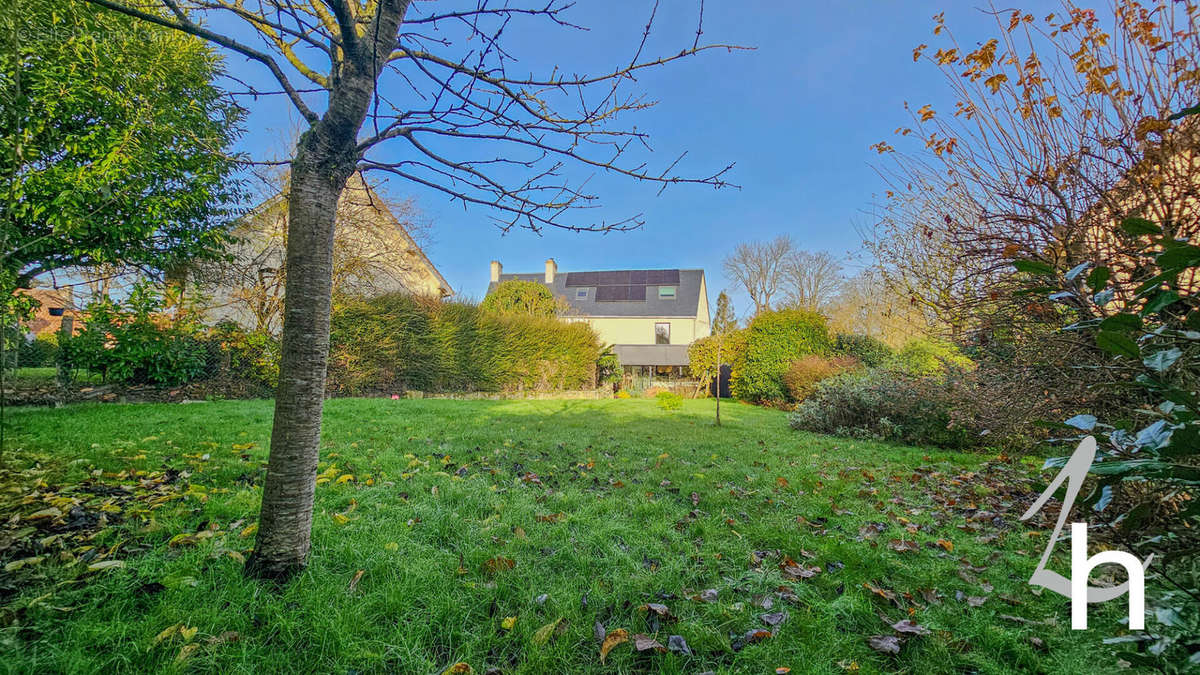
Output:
[[175, 643, 198, 664], [442, 664, 473, 675], [500, 616, 517, 631], [384, 542, 399, 552], [154, 623, 181, 645], [240, 523, 258, 538], [336, 474, 354, 484], [180, 626, 198, 642], [600, 628, 629, 664], [332, 513, 349, 525], [532, 617, 564, 645]]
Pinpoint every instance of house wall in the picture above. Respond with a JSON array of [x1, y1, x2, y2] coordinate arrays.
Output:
[[566, 316, 704, 346]]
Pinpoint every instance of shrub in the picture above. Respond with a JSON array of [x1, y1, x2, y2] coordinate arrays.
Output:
[[207, 321, 279, 391], [833, 333, 893, 368], [480, 280, 565, 317], [57, 282, 207, 386], [782, 355, 858, 402], [688, 329, 748, 380], [19, 333, 58, 368], [655, 390, 683, 411], [894, 338, 974, 377], [328, 293, 600, 395], [788, 369, 980, 450], [732, 309, 833, 404]]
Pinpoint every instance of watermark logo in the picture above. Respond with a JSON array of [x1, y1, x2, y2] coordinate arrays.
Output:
[[1020, 436, 1152, 629]]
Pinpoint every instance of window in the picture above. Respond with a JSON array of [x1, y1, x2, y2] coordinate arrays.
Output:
[[655, 322, 670, 345], [576, 288, 588, 299], [658, 286, 676, 299]]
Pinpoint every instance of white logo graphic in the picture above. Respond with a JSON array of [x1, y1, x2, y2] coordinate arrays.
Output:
[[1019, 436, 1152, 630]]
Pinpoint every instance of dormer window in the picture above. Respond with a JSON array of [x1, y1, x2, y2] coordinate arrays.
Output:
[[658, 286, 676, 299], [576, 288, 588, 299]]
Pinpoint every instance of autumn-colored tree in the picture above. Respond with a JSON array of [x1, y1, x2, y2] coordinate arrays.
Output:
[[867, 2, 1200, 330], [83, 0, 741, 578]]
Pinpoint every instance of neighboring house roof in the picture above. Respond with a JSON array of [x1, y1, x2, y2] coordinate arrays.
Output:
[[232, 173, 452, 297], [488, 267, 705, 318]]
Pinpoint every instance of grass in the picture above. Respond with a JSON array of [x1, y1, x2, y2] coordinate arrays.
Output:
[[0, 398, 1124, 674], [5, 367, 103, 385]]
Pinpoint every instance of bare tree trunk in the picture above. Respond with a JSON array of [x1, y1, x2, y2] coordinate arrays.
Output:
[[246, 131, 354, 578], [240, 0, 412, 581]]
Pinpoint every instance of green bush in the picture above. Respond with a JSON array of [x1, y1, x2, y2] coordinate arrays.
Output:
[[18, 333, 58, 368], [57, 282, 206, 386], [731, 309, 833, 404], [480, 280, 564, 316], [788, 368, 978, 449], [833, 333, 894, 368], [655, 390, 683, 411], [329, 293, 600, 395], [688, 329, 748, 381], [207, 321, 279, 391], [895, 338, 974, 376]]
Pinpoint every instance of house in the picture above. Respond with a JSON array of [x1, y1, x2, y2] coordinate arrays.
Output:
[[486, 259, 711, 378], [195, 173, 451, 333], [19, 287, 76, 337]]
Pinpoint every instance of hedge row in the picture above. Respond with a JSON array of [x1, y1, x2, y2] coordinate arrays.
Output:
[[328, 293, 601, 395]]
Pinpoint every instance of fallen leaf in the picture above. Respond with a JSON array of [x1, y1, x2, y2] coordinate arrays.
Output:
[[697, 588, 719, 603], [640, 603, 676, 621], [633, 634, 666, 653], [347, 569, 365, 593], [240, 523, 257, 538], [667, 634, 692, 656], [180, 626, 198, 642], [208, 631, 240, 645], [533, 617, 564, 645], [442, 663, 473, 674], [535, 512, 563, 523], [500, 616, 517, 631], [600, 628, 629, 663], [175, 643, 199, 664], [154, 623, 181, 645], [760, 611, 788, 627], [936, 539, 954, 552], [887, 539, 920, 553], [867, 635, 901, 654], [891, 620, 930, 635], [87, 560, 126, 572], [483, 557, 515, 575], [593, 621, 606, 643]]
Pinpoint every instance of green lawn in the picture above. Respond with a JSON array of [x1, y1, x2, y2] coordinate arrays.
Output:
[[1, 398, 1123, 673]]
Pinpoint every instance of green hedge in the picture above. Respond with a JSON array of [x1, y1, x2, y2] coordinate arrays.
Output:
[[328, 293, 601, 395], [731, 309, 833, 404]]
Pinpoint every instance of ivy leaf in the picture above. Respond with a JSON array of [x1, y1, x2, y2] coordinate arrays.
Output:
[[1096, 331, 1140, 359]]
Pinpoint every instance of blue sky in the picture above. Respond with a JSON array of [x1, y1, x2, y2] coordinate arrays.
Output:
[[225, 1, 1051, 318]]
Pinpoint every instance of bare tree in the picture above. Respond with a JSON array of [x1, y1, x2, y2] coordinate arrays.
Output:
[[825, 270, 929, 346], [84, 0, 740, 578], [722, 235, 794, 315], [780, 250, 843, 312]]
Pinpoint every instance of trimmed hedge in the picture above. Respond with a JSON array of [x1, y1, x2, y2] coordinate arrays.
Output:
[[731, 309, 832, 404], [328, 293, 600, 395], [687, 329, 748, 380]]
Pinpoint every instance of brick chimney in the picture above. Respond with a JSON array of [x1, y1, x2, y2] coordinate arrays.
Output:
[[545, 258, 557, 284], [490, 260, 502, 283]]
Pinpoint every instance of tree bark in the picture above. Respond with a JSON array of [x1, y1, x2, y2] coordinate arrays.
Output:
[[247, 0, 412, 579], [246, 129, 356, 579]]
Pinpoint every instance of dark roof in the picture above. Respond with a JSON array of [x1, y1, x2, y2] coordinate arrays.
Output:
[[488, 268, 706, 318], [613, 344, 691, 366]]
